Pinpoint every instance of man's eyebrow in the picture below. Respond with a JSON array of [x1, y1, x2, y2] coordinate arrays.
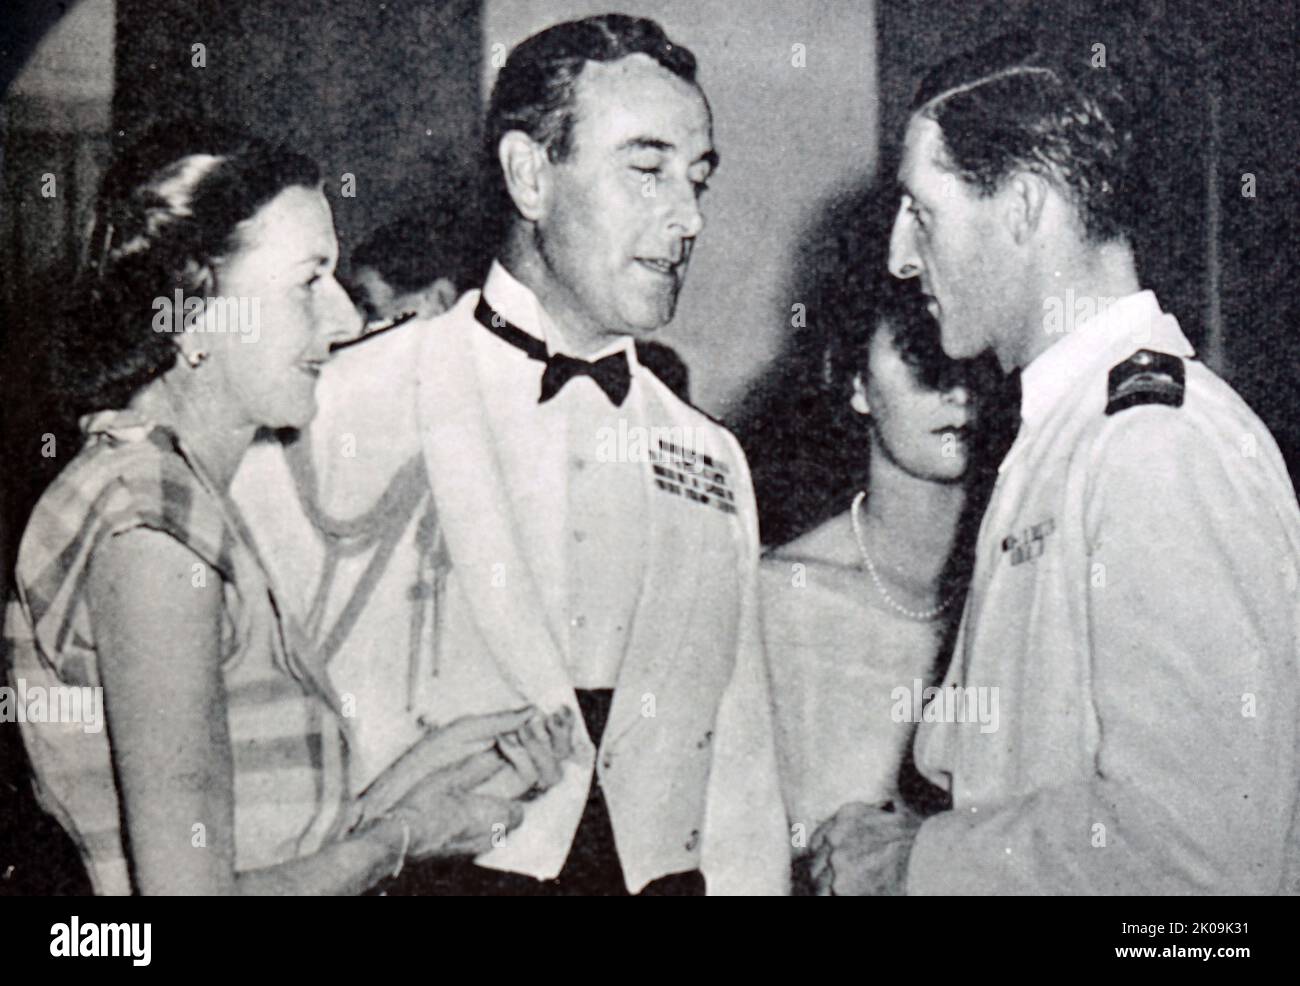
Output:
[[615, 137, 720, 171], [616, 137, 674, 154]]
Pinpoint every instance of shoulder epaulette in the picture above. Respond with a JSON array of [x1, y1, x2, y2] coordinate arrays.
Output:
[[634, 339, 692, 404], [1105, 349, 1184, 416], [328, 311, 417, 354]]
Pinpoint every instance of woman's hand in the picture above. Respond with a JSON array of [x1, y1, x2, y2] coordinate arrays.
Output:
[[353, 706, 539, 822], [353, 706, 578, 821], [351, 705, 579, 852], [492, 706, 576, 799], [387, 748, 525, 859]]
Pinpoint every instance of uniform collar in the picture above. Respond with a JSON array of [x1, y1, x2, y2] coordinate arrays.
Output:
[[480, 260, 638, 366], [1018, 290, 1194, 426]]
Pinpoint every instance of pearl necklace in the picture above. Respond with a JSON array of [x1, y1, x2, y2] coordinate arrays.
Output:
[[850, 490, 961, 622]]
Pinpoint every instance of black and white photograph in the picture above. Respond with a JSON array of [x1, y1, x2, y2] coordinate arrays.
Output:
[[0, 0, 1296, 945]]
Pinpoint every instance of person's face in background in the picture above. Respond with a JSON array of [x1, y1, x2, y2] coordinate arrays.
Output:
[[851, 318, 975, 483], [888, 115, 1022, 365], [533, 53, 715, 341], [205, 185, 356, 429], [350, 265, 458, 324]]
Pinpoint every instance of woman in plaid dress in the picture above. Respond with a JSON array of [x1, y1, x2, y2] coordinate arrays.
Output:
[[4, 126, 561, 894]]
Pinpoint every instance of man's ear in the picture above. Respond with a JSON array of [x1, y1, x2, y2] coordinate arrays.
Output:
[[1002, 170, 1049, 246], [498, 130, 549, 222]]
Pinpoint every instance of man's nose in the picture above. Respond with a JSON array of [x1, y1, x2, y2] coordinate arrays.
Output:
[[888, 205, 921, 280], [665, 182, 705, 240]]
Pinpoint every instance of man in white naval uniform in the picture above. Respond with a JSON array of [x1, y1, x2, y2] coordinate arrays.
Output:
[[233, 14, 787, 895], [813, 31, 1300, 895]]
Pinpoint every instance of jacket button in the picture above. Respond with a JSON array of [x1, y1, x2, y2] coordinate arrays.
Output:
[[602, 754, 612, 770], [684, 829, 700, 852]]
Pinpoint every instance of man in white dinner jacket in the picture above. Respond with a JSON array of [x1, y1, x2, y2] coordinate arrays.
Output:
[[233, 13, 788, 896]]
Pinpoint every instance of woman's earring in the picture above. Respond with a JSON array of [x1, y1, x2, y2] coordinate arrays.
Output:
[[850, 374, 871, 416], [185, 349, 208, 369], [850, 388, 871, 417]]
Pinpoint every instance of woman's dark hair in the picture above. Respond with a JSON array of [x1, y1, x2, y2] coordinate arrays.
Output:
[[53, 122, 321, 418], [827, 272, 975, 402]]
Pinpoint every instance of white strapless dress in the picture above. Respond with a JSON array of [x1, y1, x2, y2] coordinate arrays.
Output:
[[759, 556, 944, 835]]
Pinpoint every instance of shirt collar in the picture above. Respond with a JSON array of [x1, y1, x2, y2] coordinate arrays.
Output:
[[480, 260, 638, 366], [1018, 290, 1194, 425]]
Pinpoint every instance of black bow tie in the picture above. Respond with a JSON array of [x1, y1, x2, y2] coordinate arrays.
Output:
[[475, 297, 631, 406]]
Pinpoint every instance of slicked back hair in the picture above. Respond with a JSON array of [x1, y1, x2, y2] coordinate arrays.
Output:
[[911, 30, 1143, 244], [484, 14, 700, 219]]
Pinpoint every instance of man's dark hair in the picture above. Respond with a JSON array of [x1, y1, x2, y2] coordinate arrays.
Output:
[[911, 30, 1145, 243], [350, 208, 481, 295], [483, 14, 699, 218]]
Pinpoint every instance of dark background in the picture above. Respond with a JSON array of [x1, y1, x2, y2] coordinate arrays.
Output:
[[1, 0, 1296, 894]]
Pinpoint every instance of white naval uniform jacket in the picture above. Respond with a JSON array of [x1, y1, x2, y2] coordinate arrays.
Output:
[[908, 291, 1300, 895], [232, 264, 789, 895]]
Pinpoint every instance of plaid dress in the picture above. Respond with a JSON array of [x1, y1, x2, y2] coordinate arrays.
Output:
[[4, 410, 347, 894]]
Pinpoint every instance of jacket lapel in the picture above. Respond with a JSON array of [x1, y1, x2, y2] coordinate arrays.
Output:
[[415, 295, 575, 710], [604, 378, 705, 746]]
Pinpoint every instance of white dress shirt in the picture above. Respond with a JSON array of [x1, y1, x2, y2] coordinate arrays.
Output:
[[479, 263, 648, 689]]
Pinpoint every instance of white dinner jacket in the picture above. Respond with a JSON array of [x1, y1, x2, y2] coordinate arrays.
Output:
[[233, 283, 789, 894]]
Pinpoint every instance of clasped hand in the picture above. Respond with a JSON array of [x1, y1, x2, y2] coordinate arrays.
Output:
[[808, 800, 922, 896], [349, 705, 577, 860]]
